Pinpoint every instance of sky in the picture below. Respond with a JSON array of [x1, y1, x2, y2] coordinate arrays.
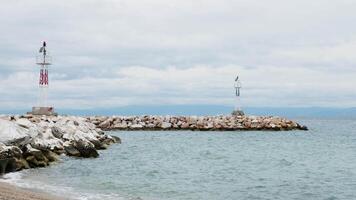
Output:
[[0, 0, 355, 110]]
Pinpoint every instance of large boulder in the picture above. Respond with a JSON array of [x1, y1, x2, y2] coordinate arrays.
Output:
[[98, 119, 112, 129], [161, 122, 172, 129], [63, 141, 81, 157], [0, 142, 22, 159], [51, 126, 65, 139], [23, 144, 48, 167], [16, 118, 35, 129], [74, 140, 99, 158], [30, 128, 64, 152], [111, 136, 121, 144], [0, 143, 24, 173], [129, 124, 143, 129], [0, 119, 31, 146]]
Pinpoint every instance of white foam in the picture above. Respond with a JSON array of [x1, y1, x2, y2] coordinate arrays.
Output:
[[1, 171, 128, 200], [1, 171, 23, 184]]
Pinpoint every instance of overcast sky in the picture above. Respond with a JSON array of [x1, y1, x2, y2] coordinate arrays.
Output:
[[0, 0, 355, 110]]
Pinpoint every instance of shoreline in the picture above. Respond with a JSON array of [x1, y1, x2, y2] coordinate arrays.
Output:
[[0, 181, 64, 200]]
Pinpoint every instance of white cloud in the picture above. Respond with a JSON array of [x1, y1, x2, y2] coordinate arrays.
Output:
[[274, 38, 356, 65], [1, 65, 355, 109], [0, 0, 356, 109]]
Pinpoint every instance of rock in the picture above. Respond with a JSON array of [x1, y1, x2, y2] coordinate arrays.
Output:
[[64, 145, 81, 157], [74, 140, 99, 158], [0, 143, 23, 159], [113, 122, 128, 129], [99, 143, 109, 150], [0, 158, 17, 174], [51, 126, 64, 139], [0, 143, 23, 173], [102, 138, 115, 146], [204, 122, 214, 129], [298, 124, 308, 131], [130, 124, 143, 129], [14, 158, 30, 170], [90, 139, 102, 150], [43, 150, 59, 162], [181, 123, 190, 129], [98, 119, 112, 129], [111, 136, 121, 144], [0, 115, 121, 174], [95, 128, 105, 135], [16, 118, 34, 129], [30, 128, 64, 151], [26, 155, 47, 167], [161, 122, 172, 129], [24, 144, 48, 162], [0, 119, 31, 145]]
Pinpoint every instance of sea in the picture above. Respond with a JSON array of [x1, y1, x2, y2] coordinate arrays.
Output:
[[1, 119, 356, 200]]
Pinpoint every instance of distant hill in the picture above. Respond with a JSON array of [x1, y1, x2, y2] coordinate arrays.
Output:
[[2, 106, 356, 119]]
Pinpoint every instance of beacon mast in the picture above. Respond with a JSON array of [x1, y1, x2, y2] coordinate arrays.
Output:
[[232, 75, 244, 116], [28, 41, 57, 116]]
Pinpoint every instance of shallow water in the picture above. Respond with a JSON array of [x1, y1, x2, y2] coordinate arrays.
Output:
[[2, 119, 356, 200]]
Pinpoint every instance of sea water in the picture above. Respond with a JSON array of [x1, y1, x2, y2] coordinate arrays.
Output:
[[2, 119, 356, 200]]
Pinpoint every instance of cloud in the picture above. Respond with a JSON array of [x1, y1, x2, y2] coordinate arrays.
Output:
[[0, 0, 356, 109], [1, 65, 355, 109]]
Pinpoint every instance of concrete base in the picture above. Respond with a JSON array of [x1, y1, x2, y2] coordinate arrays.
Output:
[[27, 107, 57, 116], [232, 109, 245, 116]]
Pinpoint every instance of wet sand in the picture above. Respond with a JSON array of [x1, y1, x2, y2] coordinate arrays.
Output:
[[0, 182, 64, 200]]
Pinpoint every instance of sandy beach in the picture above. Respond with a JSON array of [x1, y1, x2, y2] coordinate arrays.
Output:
[[0, 182, 64, 200]]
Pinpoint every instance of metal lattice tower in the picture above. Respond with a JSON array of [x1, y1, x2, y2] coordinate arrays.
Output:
[[36, 41, 51, 107]]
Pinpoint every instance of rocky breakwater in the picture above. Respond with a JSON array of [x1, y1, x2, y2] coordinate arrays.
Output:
[[0, 115, 120, 174], [88, 115, 308, 131]]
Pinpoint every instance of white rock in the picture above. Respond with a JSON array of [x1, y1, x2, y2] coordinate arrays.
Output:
[[16, 118, 34, 129], [31, 128, 63, 151], [113, 122, 128, 129], [0, 119, 30, 144], [251, 119, 259, 123], [130, 124, 143, 129], [161, 122, 172, 129]]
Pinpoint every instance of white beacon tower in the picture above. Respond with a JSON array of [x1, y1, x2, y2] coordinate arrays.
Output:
[[232, 75, 244, 116], [28, 41, 56, 116]]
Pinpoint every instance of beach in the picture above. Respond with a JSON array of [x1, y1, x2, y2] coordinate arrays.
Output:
[[0, 182, 62, 200]]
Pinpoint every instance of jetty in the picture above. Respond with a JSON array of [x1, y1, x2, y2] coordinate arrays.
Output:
[[0, 115, 120, 174], [88, 115, 308, 131], [0, 114, 307, 175]]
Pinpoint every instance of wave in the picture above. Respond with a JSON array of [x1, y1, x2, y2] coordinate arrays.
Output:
[[0, 171, 127, 200]]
